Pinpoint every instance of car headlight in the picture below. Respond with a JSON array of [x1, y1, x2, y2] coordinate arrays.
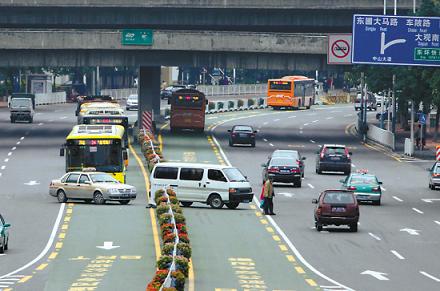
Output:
[[131, 189, 137, 194], [108, 188, 119, 194]]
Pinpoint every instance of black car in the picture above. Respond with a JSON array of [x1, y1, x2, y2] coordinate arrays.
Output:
[[316, 144, 352, 175], [262, 157, 302, 187], [228, 125, 257, 147], [160, 85, 186, 100], [270, 150, 306, 178]]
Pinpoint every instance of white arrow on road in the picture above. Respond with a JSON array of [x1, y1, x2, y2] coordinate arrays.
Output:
[[361, 270, 390, 281], [422, 198, 440, 203], [277, 192, 294, 198], [96, 241, 120, 250], [400, 228, 420, 236], [24, 181, 40, 186]]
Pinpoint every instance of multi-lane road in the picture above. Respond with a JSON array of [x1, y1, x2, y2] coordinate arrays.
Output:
[[1, 102, 439, 291]]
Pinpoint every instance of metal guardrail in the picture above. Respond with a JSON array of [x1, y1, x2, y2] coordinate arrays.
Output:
[[101, 84, 267, 100], [366, 123, 396, 150]]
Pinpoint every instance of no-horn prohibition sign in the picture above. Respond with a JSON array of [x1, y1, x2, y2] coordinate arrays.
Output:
[[328, 34, 352, 64]]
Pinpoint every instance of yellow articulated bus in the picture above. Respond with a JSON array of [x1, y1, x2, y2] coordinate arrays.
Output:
[[267, 76, 315, 110], [61, 125, 128, 183]]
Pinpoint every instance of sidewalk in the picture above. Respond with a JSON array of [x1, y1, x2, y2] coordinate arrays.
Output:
[[394, 125, 437, 160]]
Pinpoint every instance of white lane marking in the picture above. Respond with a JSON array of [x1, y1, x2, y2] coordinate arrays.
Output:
[[16, 141, 20, 145], [274, 119, 280, 122], [391, 250, 405, 260], [59, 116, 67, 120], [320, 286, 347, 290], [422, 198, 440, 203], [381, 186, 387, 191], [7, 152, 12, 156], [0, 203, 66, 279], [278, 192, 294, 198], [11, 147, 16, 151], [0, 173, 2, 177], [368, 232, 382, 241], [400, 228, 420, 235], [38, 123, 43, 126], [310, 140, 316, 144], [331, 110, 342, 113], [269, 143, 274, 147], [263, 122, 269, 125], [4, 159, 9, 163], [308, 183, 315, 189], [344, 114, 353, 117], [263, 138, 268, 142], [312, 120, 319, 123], [210, 123, 355, 291], [20, 137, 24, 140], [351, 163, 356, 168], [434, 220, 440, 226], [299, 131, 304, 134], [303, 123, 310, 126], [361, 270, 389, 281], [49, 119, 54, 122], [420, 271, 440, 282], [288, 116, 297, 119], [393, 196, 403, 202], [412, 208, 424, 214], [326, 117, 334, 120], [1, 166, 5, 170]]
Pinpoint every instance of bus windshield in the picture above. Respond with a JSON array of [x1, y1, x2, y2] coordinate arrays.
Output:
[[66, 142, 122, 172]]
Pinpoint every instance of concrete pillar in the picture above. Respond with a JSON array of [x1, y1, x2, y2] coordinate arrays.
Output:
[[137, 66, 161, 129]]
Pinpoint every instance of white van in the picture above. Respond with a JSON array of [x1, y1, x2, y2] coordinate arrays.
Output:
[[150, 162, 253, 209]]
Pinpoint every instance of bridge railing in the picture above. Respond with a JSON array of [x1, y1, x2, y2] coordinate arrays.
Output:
[[101, 84, 267, 100]]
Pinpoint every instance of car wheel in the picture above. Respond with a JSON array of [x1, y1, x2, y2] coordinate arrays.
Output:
[[57, 190, 68, 203], [317, 168, 322, 174], [208, 194, 224, 209], [251, 142, 255, 147], [374, 199, 381, 206], [29, 118, 33, 123], [344, 170, 351, 176], [181, 201, 193, 207], [119, 200, 130, 205], [0, 243, 4, 254], [316, 222, 323, 232], [4, 238, 8, 250], [430, 183, 435, 190], [295, 180, 302, 188], [350, 223, 358, 232], [229, 140, 233, 146], [225, 202, 240, 209], [93, 192, 105, 205], [302, 172, 305, 178]]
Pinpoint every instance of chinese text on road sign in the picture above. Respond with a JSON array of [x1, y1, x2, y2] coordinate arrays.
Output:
[[352, 14, 440, 67]]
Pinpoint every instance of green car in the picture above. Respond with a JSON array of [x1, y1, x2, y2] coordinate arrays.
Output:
[[340, 172, 383, 205], [0, 214, 11, 253]]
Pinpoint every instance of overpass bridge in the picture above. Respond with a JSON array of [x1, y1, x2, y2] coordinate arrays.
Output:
[[0, 0, 415, 33]]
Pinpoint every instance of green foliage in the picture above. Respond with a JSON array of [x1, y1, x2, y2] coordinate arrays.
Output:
[[157, 255, 173, 270]]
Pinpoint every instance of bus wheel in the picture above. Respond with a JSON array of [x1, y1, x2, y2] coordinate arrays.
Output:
[[94, 192, 105, 205], [57, 190, 68, 203]]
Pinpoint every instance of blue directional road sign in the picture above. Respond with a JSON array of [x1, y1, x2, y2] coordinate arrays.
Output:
[[418, 112, 427, 125], [352, 14, 440, 67]]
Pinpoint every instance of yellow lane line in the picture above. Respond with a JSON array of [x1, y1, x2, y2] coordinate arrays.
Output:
[[48, 252, 58, 260], [306, 279, 318, 287], [55, 242, 63, 249], [286, 255, 296, 262], [128, 143, 161, 261], [272, 235, 281, 242], [58, 233, 66, 239], [18, 276, 32, 283], [279, 245, 288, 252], [36, 263, 48, 271], [295, 266, 305, 274]]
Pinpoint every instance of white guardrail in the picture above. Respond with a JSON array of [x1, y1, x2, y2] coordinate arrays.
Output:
[[101, 84, 266, 100], [366, 123, 395, 150], [35, 92, 66, 105]]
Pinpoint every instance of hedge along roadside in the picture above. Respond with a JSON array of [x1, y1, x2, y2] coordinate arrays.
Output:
[[138, 130, 192, 291]]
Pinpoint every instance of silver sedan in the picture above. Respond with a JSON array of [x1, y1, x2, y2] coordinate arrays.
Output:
[[49, 171, 137, 205]]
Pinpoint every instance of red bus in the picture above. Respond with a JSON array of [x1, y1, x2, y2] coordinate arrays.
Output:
[[170, 89, 207, 132]]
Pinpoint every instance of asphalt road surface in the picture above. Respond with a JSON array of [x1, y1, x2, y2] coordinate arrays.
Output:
[[0, 104, 156, 291]]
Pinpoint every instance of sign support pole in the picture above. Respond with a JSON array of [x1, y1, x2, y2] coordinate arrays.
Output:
[[392, 74, 396, 133], [410, 100, 415, 155]]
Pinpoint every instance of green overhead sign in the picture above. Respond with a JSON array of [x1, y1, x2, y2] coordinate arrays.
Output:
[[121, 29, 153, 46]]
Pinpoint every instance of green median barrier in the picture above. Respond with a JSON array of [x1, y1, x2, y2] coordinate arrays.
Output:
[[217, 102, 224, 111], [247, 99, 255, 109], [208, 102, 216, 111], [237, 99, 244, 110], [228, 101, 235, 110]]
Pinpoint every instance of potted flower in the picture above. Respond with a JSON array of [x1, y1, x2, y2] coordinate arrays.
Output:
[[167, 188, 176, 196], [160, 223, 175, 235], [159, 213, 173, 226], [157, 255, 173, 270], [175, 223, 187, 234], [169, 196, 179, 205], [174, 256, 189, 277], [173, 213, 186, 224], [155, 189, 165, 201], [171, 270, 185, 291], [176, 242, 192, 259], [156, 204, 171, 216], [178, 233, 190, 244], [171, 204, 182, 214], [161, 243, 175, 256], [163, 232, 176, 244]]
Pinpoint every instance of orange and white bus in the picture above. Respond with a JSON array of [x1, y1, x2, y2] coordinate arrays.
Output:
[[169, 89, 207, 133], [267, 76, 315, 110]]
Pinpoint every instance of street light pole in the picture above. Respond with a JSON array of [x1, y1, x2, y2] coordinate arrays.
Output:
[[392, 74, 397, 133]]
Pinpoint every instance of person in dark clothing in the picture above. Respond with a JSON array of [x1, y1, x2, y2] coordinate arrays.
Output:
[[263, 177, 275, 215]]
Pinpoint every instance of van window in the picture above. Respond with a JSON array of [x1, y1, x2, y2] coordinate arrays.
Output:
[[208, 169, 227, 182], [180, 168, 204, 181], [154, 167, 178, 179]]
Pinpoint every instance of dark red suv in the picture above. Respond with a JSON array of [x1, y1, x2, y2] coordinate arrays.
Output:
[[313, 190, 359, 232]]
